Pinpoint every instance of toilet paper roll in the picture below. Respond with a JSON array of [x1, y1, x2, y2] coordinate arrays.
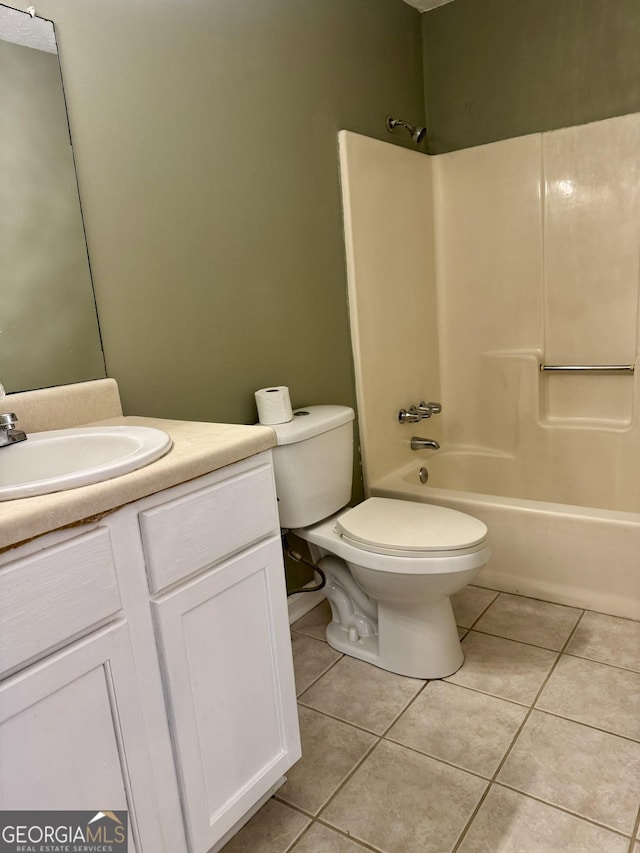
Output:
[[255, 386, 294, 425]]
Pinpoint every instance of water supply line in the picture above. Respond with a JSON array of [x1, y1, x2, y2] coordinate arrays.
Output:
[[283, 533, 326, 596]]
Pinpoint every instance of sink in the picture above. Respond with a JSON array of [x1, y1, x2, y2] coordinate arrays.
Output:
[[0, 425, 172, 501]]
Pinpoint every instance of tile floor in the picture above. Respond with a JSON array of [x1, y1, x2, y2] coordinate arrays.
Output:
[[222, 587, 640, 853]]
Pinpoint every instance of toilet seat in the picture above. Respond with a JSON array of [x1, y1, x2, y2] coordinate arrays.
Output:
[[336, 497, 487, 558]]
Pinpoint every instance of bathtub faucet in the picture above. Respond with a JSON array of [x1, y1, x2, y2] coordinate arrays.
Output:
[[410, 437, 440, 451], [398, 401, 442, 423], [417, 401, 442, 417]]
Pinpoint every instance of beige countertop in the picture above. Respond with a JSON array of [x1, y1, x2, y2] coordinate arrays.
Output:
[[0, 415, 277, 552]]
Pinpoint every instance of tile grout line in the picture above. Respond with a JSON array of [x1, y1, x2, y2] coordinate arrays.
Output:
[[281, 817, 313, 853], [531, 705, 640, 745], [458, 589, 501, 631], [294, 649, 344, 699], [492, 779, 635, 841], [275, 732, 380, 838], [294, 700, 404, 740], [468, 625, 580, 654], [463, 586, 634, 618], [314, 817, 385, 853], [282, 812, 386, 853], [290, 627, 328, 641], [629, 804, 640, 853], [464, 623, 640, 674], [439, 676, 531, 708], [449, 608, 589, 853], [561, 648, 640, 676], [315, 818, 385, 853], [380, 733, 496, 783], [477, 587, 621, 615], [297, 672, 428, 740]]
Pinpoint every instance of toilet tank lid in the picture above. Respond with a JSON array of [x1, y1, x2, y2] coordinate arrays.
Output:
[[270, 405, 354, 445], [336, 497, 488, 553]]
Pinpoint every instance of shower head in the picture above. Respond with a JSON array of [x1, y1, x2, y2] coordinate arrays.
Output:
[[386, 116, 427, 145]]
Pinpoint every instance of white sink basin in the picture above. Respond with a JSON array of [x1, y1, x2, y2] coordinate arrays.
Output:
[[0, 426, 172, 501]]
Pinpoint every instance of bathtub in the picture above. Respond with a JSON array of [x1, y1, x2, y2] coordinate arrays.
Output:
[[372, 451, 640, 621]]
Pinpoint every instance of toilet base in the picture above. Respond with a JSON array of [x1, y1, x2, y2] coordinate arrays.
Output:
[[325, 596, 464, 680]]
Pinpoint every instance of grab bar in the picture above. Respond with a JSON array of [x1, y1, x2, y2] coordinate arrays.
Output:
[[539, 364, 635, 374]]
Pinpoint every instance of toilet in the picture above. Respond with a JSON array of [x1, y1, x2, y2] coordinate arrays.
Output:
[[270, 405, 490, 679]]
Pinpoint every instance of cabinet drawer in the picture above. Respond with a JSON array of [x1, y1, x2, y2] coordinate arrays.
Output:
[[139, 462, 279, 593], [0, 527, 122, 678]]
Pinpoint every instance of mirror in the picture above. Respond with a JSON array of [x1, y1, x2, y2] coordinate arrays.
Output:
[[0, 4, 106, 393]]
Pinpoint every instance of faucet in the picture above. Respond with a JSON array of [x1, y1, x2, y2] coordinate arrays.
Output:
[[417, 401, 442, 417], [399, 401, 442, 423], [398, 407, 422, 424], [410, 437, 440, 451], [0, 384, 27, 447]]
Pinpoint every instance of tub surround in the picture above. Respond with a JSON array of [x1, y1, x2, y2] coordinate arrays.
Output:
[[1, 380, 277, 550], [339, 116, 640, 620], [338, 131, 441, 487], [340, 115, 640, 510]]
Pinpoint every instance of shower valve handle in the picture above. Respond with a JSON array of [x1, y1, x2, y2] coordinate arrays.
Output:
[[418, 401, 442, 417], [398, 407, 422, 424], [399, 402, 442, 423]]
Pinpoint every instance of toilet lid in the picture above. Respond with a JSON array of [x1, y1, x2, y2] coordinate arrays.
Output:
[[336, 497, 487, 556]]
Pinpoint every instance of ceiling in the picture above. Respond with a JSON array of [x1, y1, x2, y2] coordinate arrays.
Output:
[[401, 0, 455, 11]]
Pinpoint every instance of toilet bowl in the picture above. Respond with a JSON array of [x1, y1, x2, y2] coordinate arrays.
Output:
[[293, 498, 489, 678], [270, 405, 490, 679]]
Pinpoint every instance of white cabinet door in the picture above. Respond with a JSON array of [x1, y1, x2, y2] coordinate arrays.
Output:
[[153, 536, 301, 853], [0, 621, 166, 853]]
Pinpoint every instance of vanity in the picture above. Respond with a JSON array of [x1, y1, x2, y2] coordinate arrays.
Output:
[[0, 381, 301, 853]]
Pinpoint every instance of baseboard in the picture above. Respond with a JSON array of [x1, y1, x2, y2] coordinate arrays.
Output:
[[287, 586, 326, 624]]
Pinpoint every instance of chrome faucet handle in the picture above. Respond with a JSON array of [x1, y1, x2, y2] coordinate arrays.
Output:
[[398, 407, 422, 424], [418, 401, 442, 417], [0, 412, 18, 428]]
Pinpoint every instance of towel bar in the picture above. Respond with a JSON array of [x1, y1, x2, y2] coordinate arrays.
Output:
[[539, 364, 635, 374]]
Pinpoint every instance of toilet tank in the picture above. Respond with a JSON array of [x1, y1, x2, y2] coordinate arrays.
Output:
[[270, 405, 355, 529]]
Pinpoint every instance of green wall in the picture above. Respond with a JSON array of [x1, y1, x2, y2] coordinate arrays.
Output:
[[11, 0, 424, 427], [422, 0, 640, 153]]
